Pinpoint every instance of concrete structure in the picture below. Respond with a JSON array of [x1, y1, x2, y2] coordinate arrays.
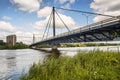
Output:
[[6, 35, 16, 46]]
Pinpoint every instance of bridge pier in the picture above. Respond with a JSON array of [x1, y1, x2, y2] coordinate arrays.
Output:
[[51, 46, 61, 58]]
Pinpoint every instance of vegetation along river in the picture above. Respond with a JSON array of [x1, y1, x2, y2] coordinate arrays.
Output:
[[0, 46, 120, 80]]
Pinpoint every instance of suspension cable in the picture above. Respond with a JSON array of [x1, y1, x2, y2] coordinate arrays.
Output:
[[55, 11, 71, 32], [56, 7, 116, 18], [46, 13, 52, 39], [42, 11, 53, 40]]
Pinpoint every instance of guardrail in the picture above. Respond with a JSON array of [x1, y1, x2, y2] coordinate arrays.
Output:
[[38, 16, 120, 43]]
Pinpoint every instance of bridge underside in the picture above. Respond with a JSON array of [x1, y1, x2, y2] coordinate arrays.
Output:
[[30, 19, 120, 47]]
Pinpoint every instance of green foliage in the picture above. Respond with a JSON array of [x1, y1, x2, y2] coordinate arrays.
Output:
[[0, 42, 28, 49], [0, 40, 5, 45], [20, 50, 120, 80], [36, 45, 51, 48], [60, 43, 120, 47]]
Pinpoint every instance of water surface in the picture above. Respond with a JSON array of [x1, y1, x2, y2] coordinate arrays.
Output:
[[0, 46, 120, 80], [0, 49, 46, 80]]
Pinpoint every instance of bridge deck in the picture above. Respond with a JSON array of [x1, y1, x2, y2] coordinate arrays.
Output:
[[30, 16, 120, 46]]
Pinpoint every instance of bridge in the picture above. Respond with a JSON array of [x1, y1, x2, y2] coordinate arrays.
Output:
[[30, 7, 120, 47]]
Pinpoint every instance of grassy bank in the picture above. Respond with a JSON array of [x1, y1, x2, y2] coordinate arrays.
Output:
[[35, 43, 120, 48], [20, 50, 120, 80], [60, 43, 120, 47]]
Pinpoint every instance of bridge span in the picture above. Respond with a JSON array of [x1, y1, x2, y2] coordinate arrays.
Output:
[[30, 15, 120, 47]]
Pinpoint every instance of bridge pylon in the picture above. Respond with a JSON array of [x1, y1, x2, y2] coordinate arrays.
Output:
[[52, 7, 56, 37]]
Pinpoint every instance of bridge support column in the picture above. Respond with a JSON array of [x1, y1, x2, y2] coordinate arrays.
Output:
[[51, 46, 61, 58]]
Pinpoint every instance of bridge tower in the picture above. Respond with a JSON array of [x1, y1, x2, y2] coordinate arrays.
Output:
[[52, 7, 56, 37], [33, 34, 35, 44]]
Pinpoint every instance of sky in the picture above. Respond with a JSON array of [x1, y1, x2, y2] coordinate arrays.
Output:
[[0, 0, 120, 44]]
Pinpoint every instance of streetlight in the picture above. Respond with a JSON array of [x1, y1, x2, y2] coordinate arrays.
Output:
[[82, 13, 91, 30]]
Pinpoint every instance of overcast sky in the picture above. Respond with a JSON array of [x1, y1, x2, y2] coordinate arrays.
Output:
[[0, 0, 120, 44]]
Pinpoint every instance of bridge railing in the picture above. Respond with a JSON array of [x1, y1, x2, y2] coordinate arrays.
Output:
[[55, 17, 119, 37], [71, 16, 119, 34], [40, 16, 120, 42]]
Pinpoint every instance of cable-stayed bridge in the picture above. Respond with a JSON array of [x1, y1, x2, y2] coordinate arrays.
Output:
[[30, 7, 120, 47]]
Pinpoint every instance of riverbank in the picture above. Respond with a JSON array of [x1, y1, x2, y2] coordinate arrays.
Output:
[[35, 43, 120, 48], [0, 43, 29, 50], [20, 50, 120, 80], [60, 43, 120, 47]]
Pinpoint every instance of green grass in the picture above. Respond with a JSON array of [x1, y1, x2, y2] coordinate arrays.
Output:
[[20, 50, 120, 80], [60, 43, 120, 47]]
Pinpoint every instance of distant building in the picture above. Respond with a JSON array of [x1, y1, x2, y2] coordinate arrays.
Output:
[[6, 35, 16, 46]]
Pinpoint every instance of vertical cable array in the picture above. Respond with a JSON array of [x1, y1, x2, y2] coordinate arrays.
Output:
[[42, 11, 53, 40], [42, 7, 71, 40]]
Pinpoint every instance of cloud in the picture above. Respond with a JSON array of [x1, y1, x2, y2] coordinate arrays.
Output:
[[59, 0, 68, 4], [0, 30, 43, 44], [34, 18, 47, 30], [69, 0, 75, 4], [58, 0, 75, 4], [2, 16, 12, 20], [11, 0, 41, 12], [0, 21, 15, 32], [34, 13, 76, 30], [55, 0, 75, 8], [14, 31, 43, 44], [37, 6, 52, 18], [0, 21, 43, 44], [90, 0, 120, 22], [34, 7, 76, 30], [61, 3, 70, 9]]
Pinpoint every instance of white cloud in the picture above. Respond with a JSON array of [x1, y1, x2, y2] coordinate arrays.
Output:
[[11, 0, 41, 12], [55, 0, 75, 8], [0, 21, 43, 44], [37, 6, 52, 18], [59, 0, 68, 4], [55, 13, 76, 28], [34, 12, 76, 30], [0, 21, 15, 32], [2, 16, 12, 20], [58, 0, 75, 4], [34, 18, 47, 30], [90, 0, 120, 22], [62, 3, 70, 9], [70, 0, 75, 4], [14, 31, 43, 44], [0, 31, 43, 44], [35, 6, 76, 30]]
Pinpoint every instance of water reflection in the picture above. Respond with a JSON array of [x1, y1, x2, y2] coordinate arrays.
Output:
[[6, 50, 16, 69], [0, 49, 46, 80]]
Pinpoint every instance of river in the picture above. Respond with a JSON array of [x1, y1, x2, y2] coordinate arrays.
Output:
[[0, 46, 120, 80], [0, 49, 47, 80]]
